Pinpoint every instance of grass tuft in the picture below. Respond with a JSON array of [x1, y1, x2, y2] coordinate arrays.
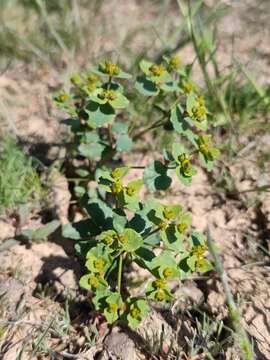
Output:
[[0, 137, 43, 213]]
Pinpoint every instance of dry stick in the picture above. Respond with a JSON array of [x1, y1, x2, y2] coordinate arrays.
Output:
[[206, 229, 254, 360]]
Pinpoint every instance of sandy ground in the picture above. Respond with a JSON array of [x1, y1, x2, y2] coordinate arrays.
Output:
[[1, 0, 270, 359]]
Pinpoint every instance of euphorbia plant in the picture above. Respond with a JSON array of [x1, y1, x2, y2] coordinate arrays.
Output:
[[55, 56, 219, 328]]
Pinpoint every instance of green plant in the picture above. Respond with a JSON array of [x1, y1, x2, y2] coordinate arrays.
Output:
[[56, 56, 219, 329], [0, 137, 43, 213]]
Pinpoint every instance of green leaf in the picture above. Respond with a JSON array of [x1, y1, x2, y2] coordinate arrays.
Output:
[[89, 89, 107, 104], [78, 142, 105, 160], [199, 153, 214, 171], [92, 288, 111, 310], [116, 69, 132, 79], [112, 122, 129, 134], [75, 168, 90, 177], [186, 255, 197, 271], [110, 93, 129, 109], [170, 105, 191, 135], [129, 211, 152, 234], [135, 76, 159, 96], [156, 204, 182, 221], [120, 228, 143, 252], [134, 247, 155, 270], [103, 292, 124, 324], [90, 65, 131, 79], [176, 165, 196, 186], [116, 134, 133, 152], [61, 118, 81, 132], [143, 161, 172, 192], [84, 198, 114, 229], [111, 166, 129, 179], [161, 225, 184, 252], [74, 186, 86, 197], [79, 274, 108, 291], [139, 59, 153, 75], [62, 219, 99, 240], [172, 142, 186, 161], [149, 251, 178, 272], [86, 101, 115, 128], [159, 81, 179, 92], [186, 92, 197, 114], [22, 220, 60, 241], [189, 232, 206, 247], [112, 209, 127, 233], [196, 258, 213, 273], [85, 244, 112, 274], [126, 298, 149, 329]]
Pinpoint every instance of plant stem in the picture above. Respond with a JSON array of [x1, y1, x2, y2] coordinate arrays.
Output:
[[143, 227, 161, 240], [117, 254, 123, 295], [207, 229, 254, 360], [132, 117, 167, 141], [180, 0, 231, 125]]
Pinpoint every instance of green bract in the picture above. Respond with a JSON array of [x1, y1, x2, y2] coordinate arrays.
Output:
[[56, 55, 218, 329]]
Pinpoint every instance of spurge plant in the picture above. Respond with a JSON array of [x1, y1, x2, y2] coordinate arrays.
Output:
[[55, 56, 219, 329]]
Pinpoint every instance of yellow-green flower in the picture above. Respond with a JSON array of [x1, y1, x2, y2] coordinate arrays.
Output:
[[182, 80, 197, 94], [149, 64, 166, 77], [111, 180, 123, 194], [177, 222, 188, 234], [154, 278, 167, 289], [118, 233, 128, 245], [88, 275, 100, 289], [191, 244, 207, 259], [70, 74, 82, 86], [98, 89, 117, 101], [155, 289, 166, 301], [163, 207, 174, 221], [178, 154, 193, 177], [99, 61, 120, 77], [56, 92, 69, 103], [168, 56, 181, 71], [163, 267, 174, 279], [94, 258, 106, 274]]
